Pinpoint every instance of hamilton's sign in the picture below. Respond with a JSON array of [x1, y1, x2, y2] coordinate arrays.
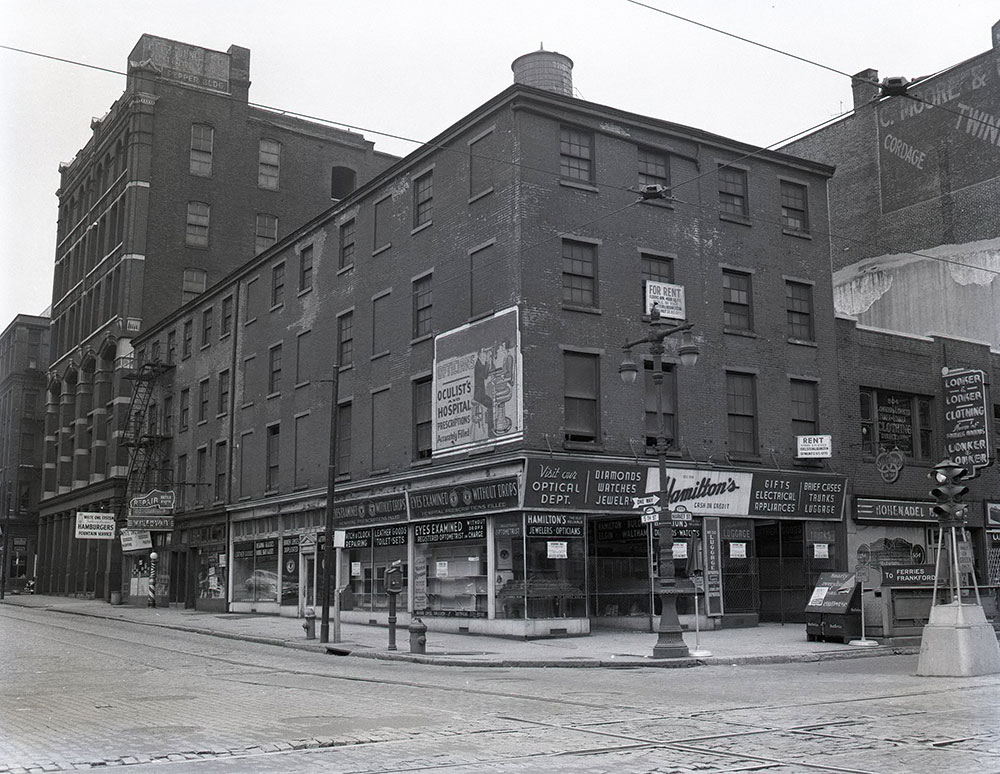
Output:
[[942, 368, 992, 474]]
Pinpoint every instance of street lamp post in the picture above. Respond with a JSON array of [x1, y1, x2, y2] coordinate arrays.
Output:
[[320, 367, 340, 644], [619, 309, 699, 659]]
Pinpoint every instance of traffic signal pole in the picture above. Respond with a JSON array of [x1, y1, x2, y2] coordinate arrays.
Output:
[[917, 459, 1000, 676]]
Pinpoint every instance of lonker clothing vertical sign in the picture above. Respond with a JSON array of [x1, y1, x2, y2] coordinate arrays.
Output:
[[942, 367, 992, 474]]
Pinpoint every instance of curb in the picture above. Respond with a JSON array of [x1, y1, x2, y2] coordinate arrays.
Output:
[[4, 599, 920, 668]]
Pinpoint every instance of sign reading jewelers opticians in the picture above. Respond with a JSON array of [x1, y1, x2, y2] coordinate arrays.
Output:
[[942, 367, 992, 474]]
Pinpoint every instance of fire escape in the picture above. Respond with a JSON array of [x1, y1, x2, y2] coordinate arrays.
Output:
[[116, 358, 174, 522]]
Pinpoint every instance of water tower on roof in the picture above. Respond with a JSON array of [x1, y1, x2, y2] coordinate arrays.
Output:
[[511, 48, 574, 97]]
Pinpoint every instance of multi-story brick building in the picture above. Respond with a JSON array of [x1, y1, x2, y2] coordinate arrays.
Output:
[[834, 316, 999, 639], [130, 51, 849, 634], [785, 18, 1000, 347], [36, 35, 394, 598], [0, 314, 49, 594]]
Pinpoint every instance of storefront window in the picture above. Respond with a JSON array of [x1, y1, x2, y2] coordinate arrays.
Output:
[[524, 514, 586, 618], [413, 518, 487, 618], [372, 525, 408, 611], [196, 544, 226, 600], [232, 538, 279, 603], [494, 514, 525, 619], [590, 517, 652, 618], [281, 535, 300, 605]]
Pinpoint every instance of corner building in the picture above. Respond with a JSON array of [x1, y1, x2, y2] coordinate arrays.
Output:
[[36, 35, 394, 598], [136, 51, 847, 635]]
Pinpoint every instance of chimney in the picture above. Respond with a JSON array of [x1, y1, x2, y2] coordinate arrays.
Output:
[[512, 49, 574, 96], [851, 68, 880, 109]]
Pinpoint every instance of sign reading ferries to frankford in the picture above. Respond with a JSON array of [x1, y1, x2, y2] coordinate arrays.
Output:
[[127, 489, 176, 531]]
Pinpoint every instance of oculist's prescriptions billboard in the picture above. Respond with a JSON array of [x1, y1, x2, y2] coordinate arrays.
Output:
[[433, 306, 522, 455], [877, 51, 1000, 213]]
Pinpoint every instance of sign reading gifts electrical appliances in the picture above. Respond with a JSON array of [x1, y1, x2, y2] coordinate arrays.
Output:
[[432, 306, 522, 456], [941, 367, 992, 474], [645, 468, 846, 520]]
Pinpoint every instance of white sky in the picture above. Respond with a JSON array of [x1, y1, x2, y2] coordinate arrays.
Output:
[[1, 0, 997, 323]]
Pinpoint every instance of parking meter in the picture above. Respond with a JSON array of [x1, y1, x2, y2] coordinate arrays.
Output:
[[385, 564, 403, 595], [385, 562, 403, 651]]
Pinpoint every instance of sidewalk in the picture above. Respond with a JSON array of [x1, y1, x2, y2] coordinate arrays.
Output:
[[1, 594, 919, 668]]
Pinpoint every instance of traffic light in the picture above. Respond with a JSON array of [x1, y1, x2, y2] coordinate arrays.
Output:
[[929, 459, 969, 525]]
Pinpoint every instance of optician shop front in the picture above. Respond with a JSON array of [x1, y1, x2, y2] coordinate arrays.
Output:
[[272, 454, 847, 638]]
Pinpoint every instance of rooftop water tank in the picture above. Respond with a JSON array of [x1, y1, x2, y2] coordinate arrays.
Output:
[[511, 49, 573, 96]]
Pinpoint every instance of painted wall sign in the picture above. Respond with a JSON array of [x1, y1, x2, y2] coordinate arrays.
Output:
[[941, 367, 992, 473], [876, 56, 1000, 212], [132, 37, 232, 93], [409, 477, 519, 521], [432, 306, 522, 455], [855, 498, 936, 522]]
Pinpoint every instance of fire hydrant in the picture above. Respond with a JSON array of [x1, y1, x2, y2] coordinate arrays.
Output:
[[408, 617, 427, 654], [302, 608, 316, 640]]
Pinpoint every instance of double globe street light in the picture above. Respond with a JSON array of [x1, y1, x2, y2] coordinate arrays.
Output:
[[619, 308, 700, 659]]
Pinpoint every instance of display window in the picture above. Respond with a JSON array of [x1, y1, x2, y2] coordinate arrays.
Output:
[[342, 525, 408, 611], [413, 517, 487, 617], [231, 538, 279, 603], [196, 543, 226, 600], [589, 517, 652, 618], [494, 514, 525, 619], [523, 514, 586, 618]]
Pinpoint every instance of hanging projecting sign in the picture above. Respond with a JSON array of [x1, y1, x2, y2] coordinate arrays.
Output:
[[941, 367, 992, 474], [120, 529, 153, 552], [644, 280, 686, 319]]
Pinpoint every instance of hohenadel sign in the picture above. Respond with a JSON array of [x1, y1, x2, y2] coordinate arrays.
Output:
[[855, 498, 936, 522], [942, 367, 992, 474], [523, 459, 847, 521]]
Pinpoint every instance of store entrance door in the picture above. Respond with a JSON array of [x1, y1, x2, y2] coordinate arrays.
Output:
[[755, 521, 807, 623], [303, 554, 316, 610]]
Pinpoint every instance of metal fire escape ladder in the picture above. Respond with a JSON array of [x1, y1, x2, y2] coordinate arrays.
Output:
[[118, 360, 174, 516]]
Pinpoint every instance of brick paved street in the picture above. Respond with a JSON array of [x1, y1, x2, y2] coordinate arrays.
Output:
[[2, 604, 997, 773]]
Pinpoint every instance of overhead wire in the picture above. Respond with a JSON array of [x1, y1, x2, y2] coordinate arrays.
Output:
[[1, 34, 995, 294]]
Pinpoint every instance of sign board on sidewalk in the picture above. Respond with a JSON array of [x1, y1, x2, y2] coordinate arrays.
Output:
[[75, 512, 116, 540], [804, 572, 858, 614]]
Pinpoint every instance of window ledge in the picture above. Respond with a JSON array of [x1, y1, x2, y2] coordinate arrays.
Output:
[[337, 264, 354, 276], [200, 344, 210, 351], [782, 228, 812, 240], [295, 381, 310, 389], [563, 440, 605, 452], [241, 402, 254, 410], [640, 198, 675, 210], [723, 327, 757, 338], [269, 303, 284, 313], [220, 332, 232, 341], [244, 317, 257, 326], [559, 179, 599, 193], [468, 188, 494, 204], [372, 244, 392, 257], [338, 363, 354, 373], [197, 420, 208, 427], [787, 338, 818, 348], [562, 304, 602, 316], [370, 467, 391, 477], [411, 221, 433, 236], [215, 412, 227, 419], [266, 391, 280, 400], [727, 453, 761, 463], [720, 213, 752, 226], [297, 286, 313, 298], [410, 458, 434, 469], [371, 350, 390, 361], [411, 333, 433, 346]]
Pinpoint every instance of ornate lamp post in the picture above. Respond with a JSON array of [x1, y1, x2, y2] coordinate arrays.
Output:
[[619, 309, 699, 659]]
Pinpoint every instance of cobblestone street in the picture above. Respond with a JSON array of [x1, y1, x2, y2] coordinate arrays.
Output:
[[2, 604, 998, 773]]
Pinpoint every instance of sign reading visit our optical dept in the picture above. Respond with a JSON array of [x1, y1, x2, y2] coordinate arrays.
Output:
[[942, 367, 992, 474], [75, 511, 116, 540], [523, 459, 846, 520]]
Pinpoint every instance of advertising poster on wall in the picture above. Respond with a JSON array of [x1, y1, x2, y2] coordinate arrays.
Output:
[[432, 306, 522, 455]]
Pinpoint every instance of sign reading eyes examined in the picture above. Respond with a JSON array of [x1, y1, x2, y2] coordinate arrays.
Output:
[[432, 306, 522, 455]]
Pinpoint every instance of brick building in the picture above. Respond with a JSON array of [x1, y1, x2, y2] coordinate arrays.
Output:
[[834, 316, 999, 639], [36, 35, 394, 598], [129, 51, 849, 635], [784, 18, 1000, 347], [0, 315, 49, 594]]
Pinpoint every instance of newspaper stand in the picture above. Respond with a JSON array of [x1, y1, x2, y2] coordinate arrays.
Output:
[[805, 571, 862, 643]]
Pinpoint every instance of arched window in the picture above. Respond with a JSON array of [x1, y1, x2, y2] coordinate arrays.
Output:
[[331, 166, 356, 200]]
